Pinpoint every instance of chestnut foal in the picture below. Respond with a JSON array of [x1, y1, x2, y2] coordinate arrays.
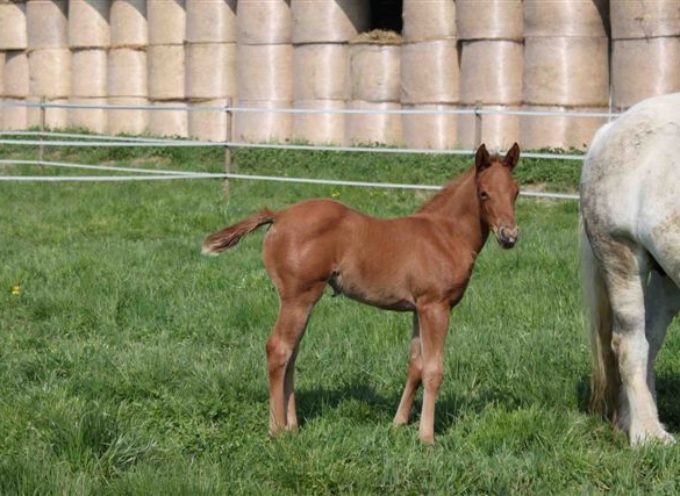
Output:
[[203, 143, 521, 442]]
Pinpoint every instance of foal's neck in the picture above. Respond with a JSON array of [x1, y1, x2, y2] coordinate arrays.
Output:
[[416, 167, 489, 251]]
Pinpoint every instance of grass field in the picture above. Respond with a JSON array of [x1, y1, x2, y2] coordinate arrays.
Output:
[[1, 142, 680, 494]]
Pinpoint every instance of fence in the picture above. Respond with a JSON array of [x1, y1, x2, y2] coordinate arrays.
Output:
[[0, 100, 611, 200]]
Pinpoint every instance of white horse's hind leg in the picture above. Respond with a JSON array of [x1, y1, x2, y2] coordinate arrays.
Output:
[[599, 242, 673, 445]]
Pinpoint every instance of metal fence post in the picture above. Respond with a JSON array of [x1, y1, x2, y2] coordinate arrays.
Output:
[[39, 97, 46, 164], [473, 103, 483, 149], [224, 97, 232, 194]]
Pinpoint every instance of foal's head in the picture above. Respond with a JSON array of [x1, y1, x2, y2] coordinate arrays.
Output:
[[474, 143, 521, 249]]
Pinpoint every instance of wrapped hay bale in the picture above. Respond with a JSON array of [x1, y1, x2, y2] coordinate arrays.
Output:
[[524, 0, 608, 37], [148, 0, 186, 45], [186, 42, 237, 99], [233, 99, 292, 143], [523, 36, 608, 107], [26, 0, 68, 49], [457, 0, 522, 40], [292, 99, 346, 145], [293, 43, 349, 101], [520, 106, 609, 150], [611, 0, 680, 40], [402, 0, 455, 43], [27, 97, 68, 129], [346, 100, 402, 146], [238, 0, 291, 45], [110, 0, 147, 48], [188, 98, 230, 141], [456, 106, 520, 150], [68, 97, 107, 133], [0, 50, 3, 93], [71, 49, 107, 97], [107, 96, 149, 134], [291, 0, 369, 43], [148, 101, 188, 137], [108, 48, 147, 97], [3, 50, 29, 97], [2, 99, 28, 130], [402, 104, 457, 149], [237, 44, 293, 101], [460, 40, 522, 105], [0, 1, 27, 49], [148, 44, 185, 100], [69, 0, 110, 48], [401, 38, 459, 104], [349, 32, 400, 103], [186, 0, 237, 43], [29, 48, 70, 98], [612, 37, 680, 110]]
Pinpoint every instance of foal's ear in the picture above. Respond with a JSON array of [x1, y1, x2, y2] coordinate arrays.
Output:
[[503, 142, 520, 171], [475, 143, 491, 173]]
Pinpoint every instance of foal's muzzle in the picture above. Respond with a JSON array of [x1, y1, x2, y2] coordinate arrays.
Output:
[[497, 225, 519, 249]]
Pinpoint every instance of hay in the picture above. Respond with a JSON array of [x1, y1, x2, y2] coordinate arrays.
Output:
[[402, 0, 455, 43], [233, 99, 293, 143], [292, 0, 369, 43], [27, 97, 68, 129], [460, 40, 522, 105], [346, 100, 402, 146], [292, 99, 346, 145], [148, 0, 186, 45], [107, 48, 147, 97], [293, 44, 349, 101], [107, 96, 149, 134], [186, 0, 237, 43], [520, 105, 608, 151], [69, 0, 110, 48], [3, 50, 29, 98], [401, 39, 459, 104], [402, 104, 457, 149], [456, 106, 520, 149], [0, 2, 27, 49], [29, 48, 71, 98], [612, 37, 680, 110], [457, 0, 522, 40], [186, 42, 237, 99], [2, 99, 28, 130], [350, 30, 402, 45], [148, 45, 186, 100], [27, 0, 68, 49], [523, 36, 608, 107], [349, 42, 400, 102], [188, 98, 230, 141], [110, 0, 147, 48], [71, 49, 107, 97], [611, 0, 680, 39], [148, 100, 188, 137], [238, 0, 292, 45], [68, 97, 107, 133], [237, 44, 293, 101], [523, 0, 608, 37]]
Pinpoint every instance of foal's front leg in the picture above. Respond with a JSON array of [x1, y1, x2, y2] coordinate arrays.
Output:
[[416, 302, 450, 443], [394, 313, 422, 425]]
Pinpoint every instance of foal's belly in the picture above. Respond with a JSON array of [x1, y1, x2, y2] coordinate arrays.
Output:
[[328, 272, 416, 311]]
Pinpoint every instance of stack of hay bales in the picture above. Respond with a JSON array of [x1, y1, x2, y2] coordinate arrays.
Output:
[[147, 0, 187, 137], [0, 0, 28, 129], [401, 0, 458, 149], [456, 0, 522, 150], [347, 30, 401, 145], [611, 1, 680, 111], [186, 0, 237, 141], [68, 0, 110, 133], [108, 0, 148, 135], [291, 0, 368, 145], [26, 0, 70, 129], [235, 0, 293, 143], [521, 0, 609, 150]]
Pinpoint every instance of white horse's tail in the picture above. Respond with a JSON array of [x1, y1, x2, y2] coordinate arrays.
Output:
[[580, 217, 619, 419]]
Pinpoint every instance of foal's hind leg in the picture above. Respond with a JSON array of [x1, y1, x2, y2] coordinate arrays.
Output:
[[266, 283, 325, 436], [394, 313, 423, 426]]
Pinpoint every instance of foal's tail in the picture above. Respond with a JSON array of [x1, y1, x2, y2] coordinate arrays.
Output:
[[202, 209, 275, 255], [580, 217, 619, 419]]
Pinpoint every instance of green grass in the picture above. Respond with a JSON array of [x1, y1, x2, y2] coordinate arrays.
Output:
[[1, 144, 680, 494]]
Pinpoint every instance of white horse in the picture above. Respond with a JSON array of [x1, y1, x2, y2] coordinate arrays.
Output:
[[581, 92, 680, 445]]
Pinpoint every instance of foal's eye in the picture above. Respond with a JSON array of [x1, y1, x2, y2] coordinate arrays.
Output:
[[480, 191, 490, 201]]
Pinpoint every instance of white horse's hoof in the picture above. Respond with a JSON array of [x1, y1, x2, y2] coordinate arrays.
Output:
[[630, 427, 675, 447]]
